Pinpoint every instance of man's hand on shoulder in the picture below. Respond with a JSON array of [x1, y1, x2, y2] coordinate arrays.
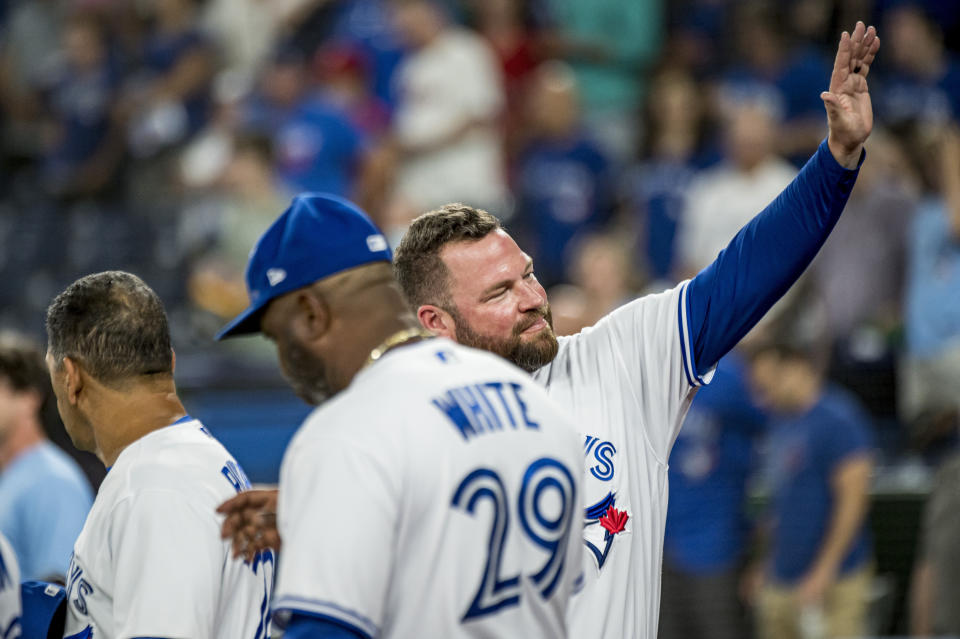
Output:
[[822, 21, 881, 169]]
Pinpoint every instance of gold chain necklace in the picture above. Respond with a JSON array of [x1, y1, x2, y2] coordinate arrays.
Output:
[[363, 327, 434, 369]]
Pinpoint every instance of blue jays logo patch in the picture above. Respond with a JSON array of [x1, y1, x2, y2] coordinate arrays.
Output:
[[583, 492, 629, 570]]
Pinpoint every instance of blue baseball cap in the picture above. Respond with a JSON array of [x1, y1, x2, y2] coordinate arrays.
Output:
[[21, 580, 67, 639], [215, 193, 392, 340]]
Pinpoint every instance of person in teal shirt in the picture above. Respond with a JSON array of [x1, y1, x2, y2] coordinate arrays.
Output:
[[548, 0, 663, 160]]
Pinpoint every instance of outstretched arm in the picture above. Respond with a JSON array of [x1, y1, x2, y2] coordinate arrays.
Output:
[[685, 22, 880, 376]]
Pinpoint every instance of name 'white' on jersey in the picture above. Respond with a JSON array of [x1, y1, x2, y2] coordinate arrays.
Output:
[[532, 281, 709, 639], [0, 531, 20, 638], [62, 418, 274, 639], [273, 339, 584, 638]]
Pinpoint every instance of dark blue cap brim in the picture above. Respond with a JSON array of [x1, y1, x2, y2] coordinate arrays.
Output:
[[214, 298, 271, 340]]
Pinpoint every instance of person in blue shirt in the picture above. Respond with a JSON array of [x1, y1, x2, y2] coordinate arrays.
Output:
[[0, 335, 93, 582], [876, 4, 960, 127], [660, 351, 766, 639], [327, 0, 405, 110], [42, 14, 123, 201], [718, 4, 832, 164], [244, 49, 370, 199], [514, 61, 613, 288], [139, 0, 214, 136], [625, 66, 717, 285], [120, 0, 215, 157], [748, 339, 875, 639]]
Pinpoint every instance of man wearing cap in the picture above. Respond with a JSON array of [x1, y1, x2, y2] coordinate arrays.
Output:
[[216, 193, 585, 638]]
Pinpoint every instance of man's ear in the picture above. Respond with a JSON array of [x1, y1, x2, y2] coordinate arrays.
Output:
[[293, 289, 331, 341], [417, 304, 455, 340], [62, 356, 84, 406]]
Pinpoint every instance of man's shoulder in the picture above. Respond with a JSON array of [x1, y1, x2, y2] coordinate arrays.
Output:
[[107, 422, 242, 503], [561, 283, 684, 342], [536, 283, 686, 382]]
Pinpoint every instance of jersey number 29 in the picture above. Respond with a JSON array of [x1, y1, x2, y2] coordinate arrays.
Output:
[[451, 457, 577, 622]]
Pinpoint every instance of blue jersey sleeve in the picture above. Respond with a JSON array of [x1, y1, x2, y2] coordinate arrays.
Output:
[[283, 614, 370, 639], [686, 139, 863, 376]]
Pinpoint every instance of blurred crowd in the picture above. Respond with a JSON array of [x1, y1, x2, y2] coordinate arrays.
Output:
[[1, 0, 959, 636]]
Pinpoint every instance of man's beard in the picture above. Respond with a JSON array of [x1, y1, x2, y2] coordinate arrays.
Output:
[[449, 305, 559, 373], [281, 337, 337, 405]]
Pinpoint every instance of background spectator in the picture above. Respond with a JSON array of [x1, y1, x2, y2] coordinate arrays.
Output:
[[547, 232, 637, 336], [677, 96, 797, 276], [513, 61, 613, 288], [548, 0, 663, 161], [909, 450, 960, 636], [461, 0, 549, 155], [625, 65, 714, 285], [716, 3, 831, 164], [243, 48, 369, 200], [748, 338, 875, 639], [42, 13, 123, 201], [660, 350, 766, 639], [386, 0, 508, 237], [877, 4, 960, 128], [120, 0, 214, 159], [900, 123, 960, 428], [0, 334, 92, 581]]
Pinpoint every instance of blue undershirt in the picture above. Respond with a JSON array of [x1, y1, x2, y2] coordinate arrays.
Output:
[[686, 138, 863, 375]]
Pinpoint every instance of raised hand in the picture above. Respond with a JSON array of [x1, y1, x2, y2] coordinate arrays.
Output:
[[217, 488, 281, 561], [822, 21, 881, 168]]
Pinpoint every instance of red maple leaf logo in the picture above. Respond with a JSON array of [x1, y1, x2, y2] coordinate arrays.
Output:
[[599, 506, 628, 535]]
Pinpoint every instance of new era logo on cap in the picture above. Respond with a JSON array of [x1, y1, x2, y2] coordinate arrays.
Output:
[[266, 268, 287, 286], [366, 234, 387, 252]]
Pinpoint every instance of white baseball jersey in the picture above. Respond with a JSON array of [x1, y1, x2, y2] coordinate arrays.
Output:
[[532, 281, 710, 639], [0, 532, 21, 638], [273, 339, 583, 638], [62, 417, 274, 639]]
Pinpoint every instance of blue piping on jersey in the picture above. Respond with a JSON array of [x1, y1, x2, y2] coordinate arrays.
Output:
[[273, 596, 378, 638], [677, 282, 706, 387]]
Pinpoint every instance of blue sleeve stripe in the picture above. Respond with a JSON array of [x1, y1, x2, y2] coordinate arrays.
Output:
[[677, 282, 705, 387], [281, 612, 372, 639], [273, 596, 378, 638]]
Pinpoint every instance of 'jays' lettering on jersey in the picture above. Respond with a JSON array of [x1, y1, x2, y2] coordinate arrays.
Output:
[[63, 418, 274, 639], [273, 339, 583, 638], [0, 531, 20, 638], [533, 282, 709, 639]]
